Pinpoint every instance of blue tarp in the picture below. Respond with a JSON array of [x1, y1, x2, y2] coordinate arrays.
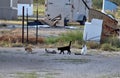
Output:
[[104, 0, 118, 11]]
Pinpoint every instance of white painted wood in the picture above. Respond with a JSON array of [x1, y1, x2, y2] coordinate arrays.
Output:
[[83, 19, 103, 43], [17, 4, 33, 16]]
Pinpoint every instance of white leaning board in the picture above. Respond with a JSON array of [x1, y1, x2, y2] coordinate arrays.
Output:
[[83, 19, 103, 43], [17, 4, 33, 16]]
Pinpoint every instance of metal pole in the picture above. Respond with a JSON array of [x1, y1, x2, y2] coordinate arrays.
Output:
[[26, 8, 29, 43], [22, 6, 25, 43], [102, 0, 105, 13], [36, 0, 38, 44], [36, 0, 38, 21]]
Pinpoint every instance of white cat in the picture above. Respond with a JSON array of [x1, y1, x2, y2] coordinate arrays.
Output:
[[81, 44, 87, 55]]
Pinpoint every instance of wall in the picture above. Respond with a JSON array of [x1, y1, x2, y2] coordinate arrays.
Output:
[[0, 8, 17, 20], [0, 0, 18, 20], [0, 0, 10, 7]]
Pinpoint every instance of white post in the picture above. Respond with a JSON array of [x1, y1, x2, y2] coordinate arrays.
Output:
[[10, 0, 13, 7], [101, 0, 105, 13]]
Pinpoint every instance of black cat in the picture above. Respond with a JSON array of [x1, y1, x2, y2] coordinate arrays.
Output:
[[57, 41, 72, 54]]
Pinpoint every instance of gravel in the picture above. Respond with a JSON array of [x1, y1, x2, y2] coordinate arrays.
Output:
[[0, 47, 120, 78]]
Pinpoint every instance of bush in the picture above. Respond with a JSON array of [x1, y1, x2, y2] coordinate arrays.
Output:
[[103, 37, 120, 48], [87, 41, 100, 49], [110, 37, 120, 48], [100, 43, 116, 51], [34, 0, 45, 4], [59, 30, 83, 42], [45, 30, 83, 45], [117, 9, 120, 18], [12, 43, 23, 47], [45, 37, 58, 44]]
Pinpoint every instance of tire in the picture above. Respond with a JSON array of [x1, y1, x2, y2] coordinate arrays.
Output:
[[80, 16, 86, 25]]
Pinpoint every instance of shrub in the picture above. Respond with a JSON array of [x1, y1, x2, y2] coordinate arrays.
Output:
[[25, 37, 45, 44], [45, 30, 83, 45], [58, 30, 83, 42], [0, 41, 11, 47], [12, 43, 23, 47], [87, 41, 100, 49], [45, 37, 58, 44], [100, 43, 116, 51], [103, 37, 120, 48], [110, 37, 120, 48]]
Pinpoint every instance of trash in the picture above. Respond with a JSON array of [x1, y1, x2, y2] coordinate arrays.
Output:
[[65, 26, 77, 29], [38, 25, 50, 28], [42, 14, 62, 26]]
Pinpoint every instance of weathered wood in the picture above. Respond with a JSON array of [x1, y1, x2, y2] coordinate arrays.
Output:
[[42, 14, 62, 26]]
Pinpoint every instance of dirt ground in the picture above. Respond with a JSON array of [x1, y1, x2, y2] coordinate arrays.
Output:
[[0, 47, 120, 78], [0, 21, 120, 78]]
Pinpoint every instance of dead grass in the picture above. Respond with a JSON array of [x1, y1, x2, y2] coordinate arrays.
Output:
[[0, 35, 44, 44], [0, 28, 45, 47], [0, 20, 24, 25]]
